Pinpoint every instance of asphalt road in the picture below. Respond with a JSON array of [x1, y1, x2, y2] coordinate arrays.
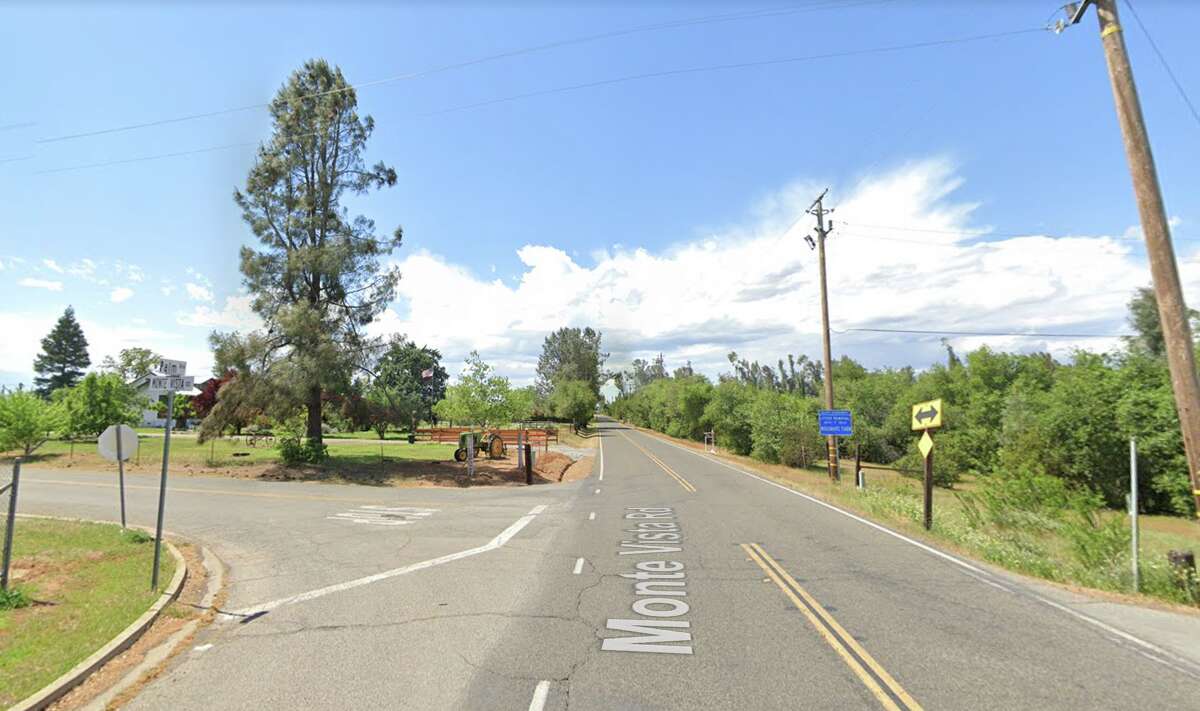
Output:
[[14, 420, 1200, 709]]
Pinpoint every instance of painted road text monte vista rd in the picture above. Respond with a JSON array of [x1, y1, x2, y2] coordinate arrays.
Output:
[[602, 507, 693, 655]]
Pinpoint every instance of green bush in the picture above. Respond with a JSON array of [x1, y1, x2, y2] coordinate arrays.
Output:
[[278, 435, 328, 465], [0, 587, 30, 611]]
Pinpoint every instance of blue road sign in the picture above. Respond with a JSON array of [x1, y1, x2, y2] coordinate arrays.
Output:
[[818, 410, 853, 437]]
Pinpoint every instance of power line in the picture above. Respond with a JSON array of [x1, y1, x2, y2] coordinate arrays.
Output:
[[834, 326, 1131, 338], [34, 0, 894, 145], [1122, 0, 1200, 130], [20, 25, 1047, 177], [839, 221, 1200, 243], [420, 27, 1049, 118]]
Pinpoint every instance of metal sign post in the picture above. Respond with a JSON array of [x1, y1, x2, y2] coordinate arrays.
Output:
[[116, 431, 125, 528], [99, 424, 138, 529], [911, 399, 943, 531], [149, 358, 191, 591], [151, 390, 173, 590], [1130, 437, 1140, 593]]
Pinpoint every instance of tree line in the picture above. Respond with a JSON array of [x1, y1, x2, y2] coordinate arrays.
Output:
[[609, 288, 1197, 518]]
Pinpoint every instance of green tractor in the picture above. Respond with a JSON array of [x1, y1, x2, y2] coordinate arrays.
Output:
[[453, 432, 507, 462]]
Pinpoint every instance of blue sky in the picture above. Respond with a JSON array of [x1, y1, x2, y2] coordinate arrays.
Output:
[[2, 0, 1198, 388]]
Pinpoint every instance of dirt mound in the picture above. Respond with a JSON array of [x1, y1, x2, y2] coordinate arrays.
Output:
[[560, 456, 594, 483], [533, 452, 574, 481]]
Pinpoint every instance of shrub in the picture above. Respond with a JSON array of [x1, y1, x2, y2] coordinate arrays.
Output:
[[0, 587, 30, 611], [278, 435, 328, 465]]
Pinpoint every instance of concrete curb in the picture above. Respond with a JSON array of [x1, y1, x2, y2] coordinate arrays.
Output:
[[81, 546, 225, 711], [8, 517, 188, 711]]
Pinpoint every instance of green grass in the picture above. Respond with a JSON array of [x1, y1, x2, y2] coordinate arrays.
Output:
[[0, 519, 176, 707], [3, 436, 455, 470], [645, 429, 1200, 608]]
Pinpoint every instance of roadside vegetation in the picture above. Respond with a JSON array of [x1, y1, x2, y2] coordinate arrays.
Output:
[[610, 289, 1200, 606], [0, 519, 175, 707]]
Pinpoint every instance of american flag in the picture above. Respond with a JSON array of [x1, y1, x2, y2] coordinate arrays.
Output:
[[421, 368, 434, 380]]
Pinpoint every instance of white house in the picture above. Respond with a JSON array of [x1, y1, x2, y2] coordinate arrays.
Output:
[[130, 369, 203, 429]]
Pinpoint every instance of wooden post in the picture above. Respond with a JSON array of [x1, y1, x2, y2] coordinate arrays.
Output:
[[1094, 0, 1200, 517]]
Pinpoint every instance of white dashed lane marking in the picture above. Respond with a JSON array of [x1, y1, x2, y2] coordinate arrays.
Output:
[[326, 505, 439, 527]]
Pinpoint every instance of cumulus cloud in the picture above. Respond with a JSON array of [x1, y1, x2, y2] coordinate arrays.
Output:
[[367, 159, 1161, 383], [177, 295, 261, 331], [42, 259, 64, 273], [18, 278, 63, 291], [185, 282, 214, 302], [110, 287, 134, 303]]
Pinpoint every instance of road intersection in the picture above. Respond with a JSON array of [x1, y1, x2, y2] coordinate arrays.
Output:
[[15, 420, 1200, 709]]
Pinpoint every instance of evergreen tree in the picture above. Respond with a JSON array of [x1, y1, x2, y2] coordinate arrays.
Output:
[[33, 306, 91, 397], [207, 59, 402, 444]]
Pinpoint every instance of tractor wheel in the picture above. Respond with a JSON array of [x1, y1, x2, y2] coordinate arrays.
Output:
[[454, 448, 467, 462]]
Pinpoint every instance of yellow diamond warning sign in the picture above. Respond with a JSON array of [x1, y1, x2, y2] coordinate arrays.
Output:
[[918, 430, 934, 459]]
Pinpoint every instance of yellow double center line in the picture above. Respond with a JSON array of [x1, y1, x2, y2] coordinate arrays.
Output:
[[742, 543, 922, 711], [619, 433, 696, 492]]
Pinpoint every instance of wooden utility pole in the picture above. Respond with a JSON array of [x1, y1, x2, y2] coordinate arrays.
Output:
[[808, 189, 839, 481], [1069, 0, 1200, 516]]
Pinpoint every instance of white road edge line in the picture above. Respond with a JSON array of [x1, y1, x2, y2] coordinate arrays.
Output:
[[528, 680, 550, 711], [598, 432, 604, 481], [588, 512, 596, 521], [226, 504, 549, 617], [573, 557, 585, 575], [635, 428, 1200, 679], [594, 488, 600, 495]]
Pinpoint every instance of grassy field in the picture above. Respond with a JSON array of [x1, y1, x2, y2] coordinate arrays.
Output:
[[0, 519, 176, 707], [1, 436, 456, 472], [645, 429, 1200, 608]]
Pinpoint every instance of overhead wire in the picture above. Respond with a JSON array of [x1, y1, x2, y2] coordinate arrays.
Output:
[[33, 0, 895, 145], [418, 27, 1048, 119], [1122, 0, 1200, 131], [833, 326, 1132, 338], [21, 24, 1048, 176]]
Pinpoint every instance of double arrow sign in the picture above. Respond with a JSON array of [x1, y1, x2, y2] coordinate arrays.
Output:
[[910, 399, 942, 431]]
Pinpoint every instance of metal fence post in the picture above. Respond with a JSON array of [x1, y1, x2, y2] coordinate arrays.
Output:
[[2, 458, 21, 591], [525, 443, 533, 485]]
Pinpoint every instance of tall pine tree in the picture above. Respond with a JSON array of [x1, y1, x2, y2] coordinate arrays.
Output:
[[203, 59, 402, 445], [34, 306, 91, 396]]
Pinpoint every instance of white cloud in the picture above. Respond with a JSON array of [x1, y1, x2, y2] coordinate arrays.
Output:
[[367, 158, 1162, 383], [18, 278, 63, 291], [110, 287, 134, 303], [161, 285, 176, 297], [185, 282, 214, 302], [177, 295, 261, 331], [66, 258, 97, 279], [43, 259, 64, 273], [185, 267, 213, 288], [126, 264, 145, 283]]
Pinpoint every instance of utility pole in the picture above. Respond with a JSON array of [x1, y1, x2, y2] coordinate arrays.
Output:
[[806, 189, 838, 481], [1065, 0, 1200, 516]]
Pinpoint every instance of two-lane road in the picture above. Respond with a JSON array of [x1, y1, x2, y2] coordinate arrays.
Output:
[[15, 420, 1200, 709]]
